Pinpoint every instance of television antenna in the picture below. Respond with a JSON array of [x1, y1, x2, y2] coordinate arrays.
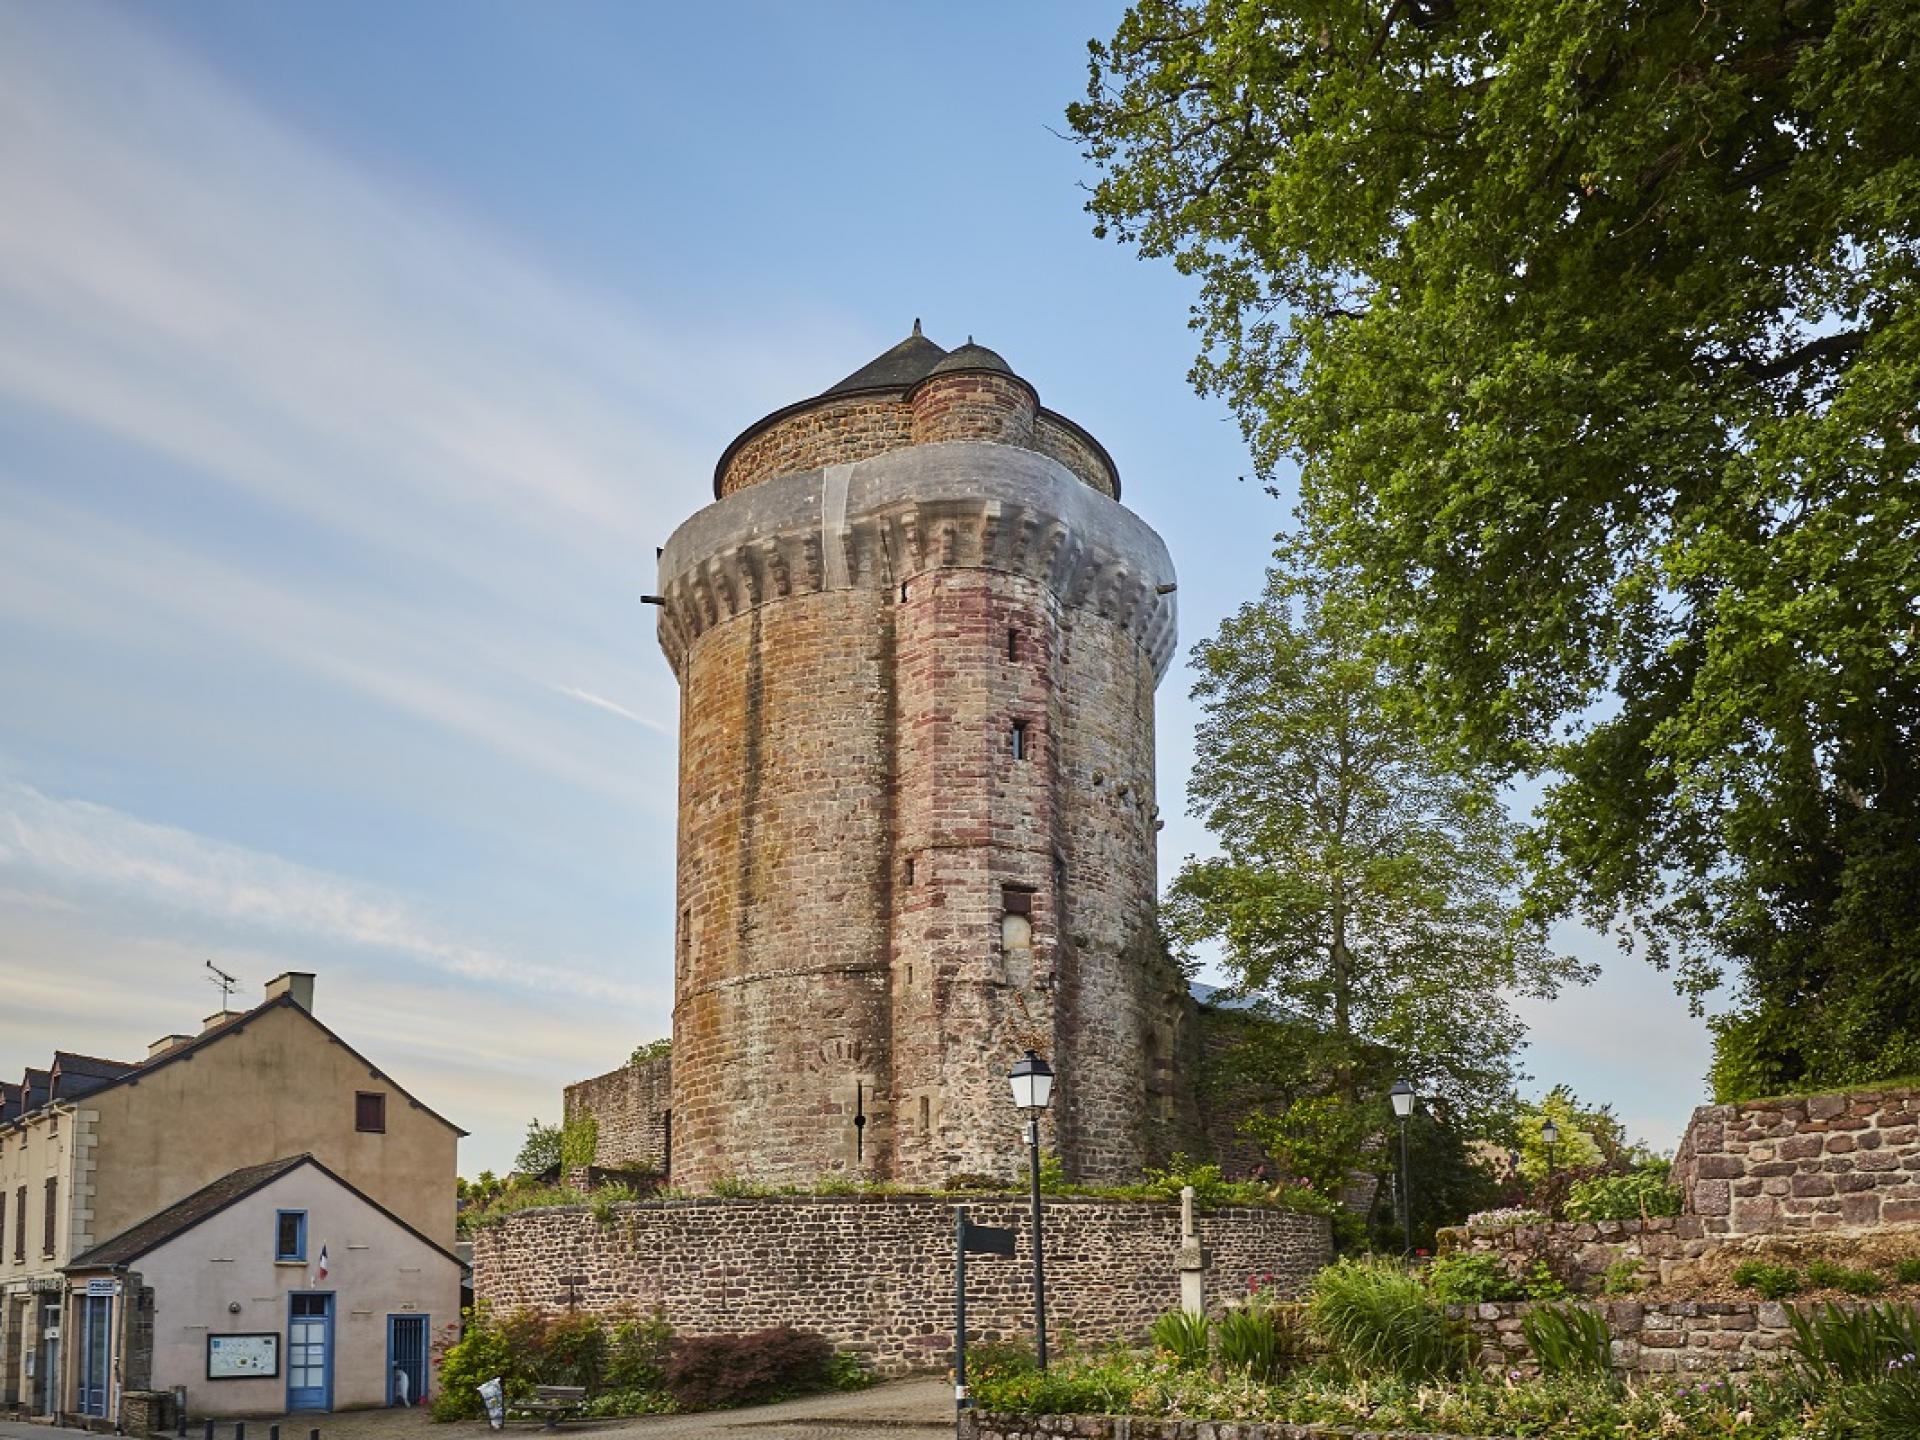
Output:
[[204, 959, 241, 1010]]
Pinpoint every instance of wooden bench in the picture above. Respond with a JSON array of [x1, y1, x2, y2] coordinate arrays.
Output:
[[514, 1385, 588, 1429]]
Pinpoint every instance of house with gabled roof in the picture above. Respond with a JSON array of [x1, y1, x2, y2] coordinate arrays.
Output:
[[1, 973, 462, 1422]]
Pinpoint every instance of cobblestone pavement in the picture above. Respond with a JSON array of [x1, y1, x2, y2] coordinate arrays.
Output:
[[0, 1379, 954, 1440]]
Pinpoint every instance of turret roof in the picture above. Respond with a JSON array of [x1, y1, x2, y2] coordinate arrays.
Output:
[[826, 320, 949, 394]]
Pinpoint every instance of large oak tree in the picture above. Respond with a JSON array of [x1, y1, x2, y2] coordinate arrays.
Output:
[[1073, 0, 1920, 1097]]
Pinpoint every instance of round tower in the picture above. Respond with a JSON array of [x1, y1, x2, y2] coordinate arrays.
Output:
[[655, 325, 1188, 1188]]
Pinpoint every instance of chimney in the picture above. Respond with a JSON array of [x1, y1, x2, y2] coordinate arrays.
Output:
[[264, 972, 316, 1011], [202, 1011, 240, 1034], [147, 1034, 195, 1060]]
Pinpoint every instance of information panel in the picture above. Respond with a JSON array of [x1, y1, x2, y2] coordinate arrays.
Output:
[[207, 1333, 280, 1380]]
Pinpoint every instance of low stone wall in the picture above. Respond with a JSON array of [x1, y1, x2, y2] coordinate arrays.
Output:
[[1455, 1298, 1920, 1377], [962, 1414, 1505, 1440], [1673, 1085, 1920, 1234], [1436, 1216, 1713, 1292], [472, 1195, 1331, 1374]]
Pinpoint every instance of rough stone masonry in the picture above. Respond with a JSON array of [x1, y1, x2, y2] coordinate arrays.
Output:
[[648, 328, 1202, 1190]]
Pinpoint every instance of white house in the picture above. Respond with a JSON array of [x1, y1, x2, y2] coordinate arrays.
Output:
[[62, 1154, 462, 1421]]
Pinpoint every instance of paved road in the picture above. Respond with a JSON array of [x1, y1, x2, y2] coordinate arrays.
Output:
[[0, 1379, 955, 1440]]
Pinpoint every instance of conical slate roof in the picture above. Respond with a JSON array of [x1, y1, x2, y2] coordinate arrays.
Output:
[[826, 320, 948, 394], [924, 340, 1013, 379]]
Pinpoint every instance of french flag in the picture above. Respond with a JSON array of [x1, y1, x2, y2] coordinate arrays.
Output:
[[314, 1243, 330, 1283]]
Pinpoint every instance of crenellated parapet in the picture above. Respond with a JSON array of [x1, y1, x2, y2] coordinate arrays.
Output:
[[656, 441, 1177, 680]]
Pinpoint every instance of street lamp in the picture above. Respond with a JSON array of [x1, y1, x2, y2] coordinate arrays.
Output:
[[1009, 1050, 1054, 1370], [1389, 1079, 1415, 1258], [1541, 1117, 1560, 1177]]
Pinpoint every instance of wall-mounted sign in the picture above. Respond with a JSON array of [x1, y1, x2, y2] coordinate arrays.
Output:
[[206, 1333, 279, 1380], [85, 1279, 120, 1298]]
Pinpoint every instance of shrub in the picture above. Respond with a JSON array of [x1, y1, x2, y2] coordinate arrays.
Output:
[[1787, 1301, 1920, 1388], [1425, 1253, 1524, 1304], [826, 1352, 874, 1391], [534, 1310, 608, 1389], [1732, 1260, 1804, 1300], [1148, 1308, 1212, 1370], [432, 1306, 525, 1420], [1601, 1257, 1646, 1296], [603, 1310, 674, 1393], [1807, 1257, 1886, 1296], [1896, 1256, 1920, 1286], [1827, 1365, 1920, 1440], [662, 1328, 833, 1409], [1522, 1303, 1613, 1377], [964, 1339, 1038, 1382], [1463, 1207, 1547, 1228], [1215, 1304, 1304, 1381], [1563, 1170, 1683, 1222], [1307, 1257, 1465, 1381]]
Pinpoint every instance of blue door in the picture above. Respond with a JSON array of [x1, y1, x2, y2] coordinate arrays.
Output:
[[78, 1294, 112, 1417], [387, 1315, 428, 1406], [286, 1293, 334, 1412]]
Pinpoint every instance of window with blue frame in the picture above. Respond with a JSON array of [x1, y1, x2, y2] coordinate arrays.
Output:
[[276, 1209, 307, 1262]]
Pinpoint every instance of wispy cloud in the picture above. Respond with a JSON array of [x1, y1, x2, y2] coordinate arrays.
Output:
[[0, 778, 655, 1008], [549, 684, 670, 734]]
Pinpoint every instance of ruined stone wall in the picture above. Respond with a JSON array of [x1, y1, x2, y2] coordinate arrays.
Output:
[[472, 1196, 1331, 1374], [565, 1055, 672, 1174], [1673, 1085, 1920, 1234]]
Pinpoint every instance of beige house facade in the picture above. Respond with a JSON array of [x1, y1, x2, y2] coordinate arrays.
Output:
[[64, 1155, 462, 1420], [0, 974, 462, 1420]]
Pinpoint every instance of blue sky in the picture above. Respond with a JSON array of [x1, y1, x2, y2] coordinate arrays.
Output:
[[0, 1, 1711, 1172]]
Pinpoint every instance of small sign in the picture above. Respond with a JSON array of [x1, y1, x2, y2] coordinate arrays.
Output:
[[963, 1222, 1016, 1257], [207, 1333, 279, 1380], [85, 1279, 119, 1298]]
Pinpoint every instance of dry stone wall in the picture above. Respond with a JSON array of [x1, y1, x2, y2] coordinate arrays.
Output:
[[1673, 1085, 1920, 1234], [1437, 1216, 1716, 1292], [472, 1195, 1330, 1374]]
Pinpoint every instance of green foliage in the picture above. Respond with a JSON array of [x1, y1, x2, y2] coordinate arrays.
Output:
[[514, 1118, 565, 1177], [628, 1037, 672, 1066], [430, 1306, 671, 1422], [1824, 1366, 1920, 1440], [661, 1327, 833, 1410], [1563, 1169, 1682, 1223], [971, 1350, 1813, 1437], [1895, 1257, 1920, 1286], [1600, 1258, 1645, 1297], [603, 1311, 673, 1394], [1307, 1257, 1464, 1381], [1521, 1304, 1612, 1378], [1073, 0, 1920, 1104], [431, 1306, 523, 1420], [1425, 1254, 1524, 1306], [458, 1183, 588, 1236], [1521, 1261, 1568, 1301], [1148, 1308, 1212, 1370], [1214, 1304, 1303, 1381], [1807, 1258, 1886, 1296], [1733, 1261, 1805, 1301], [825, 1351, 874, 1392], [1164, 552, 1585, 1146], [1788, 1301, 1920, 1388]]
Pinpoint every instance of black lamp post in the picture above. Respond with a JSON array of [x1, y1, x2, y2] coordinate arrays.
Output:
[[1541, 1117, 1560, 1179], [1389, 1079, 1415, 1257], [1009, 1049, 1055, 1370]]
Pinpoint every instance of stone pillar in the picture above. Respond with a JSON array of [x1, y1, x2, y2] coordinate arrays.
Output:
[[1177, 1186, 1205, 1315]]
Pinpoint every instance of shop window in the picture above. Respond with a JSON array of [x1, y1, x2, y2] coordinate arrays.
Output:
[[276, 1209, 307, 1262]]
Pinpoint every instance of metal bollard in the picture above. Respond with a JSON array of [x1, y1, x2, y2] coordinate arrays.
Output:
[[310, 1428, 321, 1440], [205, 1421, 215, 1440], [175, 1410, 186, 1439], [236, 1425, 246, 1440], [270, 1427, 280, 1440]]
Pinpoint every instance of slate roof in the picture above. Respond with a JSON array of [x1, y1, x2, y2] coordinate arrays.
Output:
[[50, 1052, 141, 1101], [924, 340, 1014, 380], [824, 321, 948, 394], [0, 1082, 18, 1123], [67, 1153, 464, 1271]]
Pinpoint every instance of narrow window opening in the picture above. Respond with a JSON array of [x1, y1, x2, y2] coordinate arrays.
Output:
[[899, 581, 909, 602], [853, 1080, 867, 1160], [680, 907, 691, 958], [1007, 628, 1019, 661], [903, 857, 915, 886], [907, 964, 914, 985], [1011, 721, 1028, 760], [919, 1096, 931, 1132]]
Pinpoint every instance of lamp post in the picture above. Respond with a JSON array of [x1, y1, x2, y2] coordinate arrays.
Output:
[[1009, 1050, 1054, 1370], [1541, 1117, 1560, 1179], [1389, 1079, 1415, 1258]]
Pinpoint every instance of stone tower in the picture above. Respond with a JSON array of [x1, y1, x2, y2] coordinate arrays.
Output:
[[653, 325, 1190, 1189]]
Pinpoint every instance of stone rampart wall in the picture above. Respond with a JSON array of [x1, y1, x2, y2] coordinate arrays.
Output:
[[1673, 1086, 1920, 1234], [565, 1055, 672, 1174], [471, 1195, 1331, 1374]]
